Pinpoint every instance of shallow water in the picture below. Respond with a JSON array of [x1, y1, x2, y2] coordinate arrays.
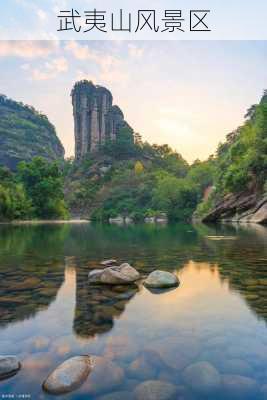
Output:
[[0, 222, 267, 399]]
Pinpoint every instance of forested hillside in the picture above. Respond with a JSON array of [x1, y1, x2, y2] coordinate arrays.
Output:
[[0, 95, 64, 170], [64, 128, 214, 222], [0, 91, 266, 224], [197, 91, 267, 223]]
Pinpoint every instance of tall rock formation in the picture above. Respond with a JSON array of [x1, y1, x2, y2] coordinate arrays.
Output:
[[71, 80, 132, 159]]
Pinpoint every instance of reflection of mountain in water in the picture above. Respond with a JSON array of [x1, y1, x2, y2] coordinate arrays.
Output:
[[73, 265, 139, 338], [1, 222, 267, 335]]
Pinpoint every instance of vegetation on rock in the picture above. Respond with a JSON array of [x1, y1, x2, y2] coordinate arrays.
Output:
[[0, 95, 64, 170], [195, 91, 267, 219], [64, 127, 212, 222], [1, 89, 266, 223]]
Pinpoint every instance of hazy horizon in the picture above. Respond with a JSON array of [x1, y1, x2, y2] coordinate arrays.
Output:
[[1, 40, 267, 163]]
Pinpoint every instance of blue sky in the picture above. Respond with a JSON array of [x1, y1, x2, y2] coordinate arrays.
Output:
[[1, 40, 267, 162]]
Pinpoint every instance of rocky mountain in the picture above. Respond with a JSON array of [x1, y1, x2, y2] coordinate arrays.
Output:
[[199, 91, 267, 225], [71, 80, 132, 159], [202, 192, 267, 224], [0, 95, 64, 170]]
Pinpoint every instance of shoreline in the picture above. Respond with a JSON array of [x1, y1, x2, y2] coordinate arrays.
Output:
[[0, 219, 90, 225]]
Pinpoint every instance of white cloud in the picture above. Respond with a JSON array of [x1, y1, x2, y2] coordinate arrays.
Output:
[[46, 57, 68, 73], [21, 63, 30, 70], [31, 57, 68, 81], [52, 0, 68, 15], [128, 44, 144, 58], [76, 70, 98, 83], [65, 41, 92, 61], [37, 9, 47, 21], [0, 41, 58, 58], [65, 41, 129, 86]]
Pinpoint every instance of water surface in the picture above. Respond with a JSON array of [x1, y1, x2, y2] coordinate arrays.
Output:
[[0, 222, 267, 399]]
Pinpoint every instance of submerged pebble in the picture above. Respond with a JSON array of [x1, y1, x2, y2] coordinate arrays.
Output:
[[0, 356, 21, 380], [43, 355, 94, 394], [84, 356, 124, 395], [182, 361, 221, 394], [221, 374, 259, 399], [134, 380, 178, 400]]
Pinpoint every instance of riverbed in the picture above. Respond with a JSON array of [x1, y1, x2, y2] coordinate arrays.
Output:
[[0, 222, 267, 399]]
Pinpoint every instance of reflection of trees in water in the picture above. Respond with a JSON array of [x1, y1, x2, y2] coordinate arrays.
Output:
[[1, 221, 267, 334], [0, 224, 70, 328], [0, 224, 71, 263], [197, 223, 267, 324], [73, 265, 139, 338], [0, 262, 64, 327]]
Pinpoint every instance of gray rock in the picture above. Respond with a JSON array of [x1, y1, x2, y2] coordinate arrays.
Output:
[[219, 359, 253, 377], [89, 264, 140, 285], [182, 361, 221, 394], [86, 356, 124, 395], [43, 355, 94, 395], [147, 337, 200, 371], [109, 216, 124, 225], [88, 269, 104, 283], [221, 374, 258, 399], [128, 354, 157, 380], [0, 356, 21, 380], [145, 217, 156, 223], [134, 380, 178, 400], [144, 270, 179, 289], [96, 391, 134, 400], [104, 336, 139, 362], [100, 259, 117, 267], [156, 213, 168, 223], [72, 81, 132, 160]]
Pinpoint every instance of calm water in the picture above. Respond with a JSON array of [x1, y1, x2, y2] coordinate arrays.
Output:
[[0, 222, 267, 399]]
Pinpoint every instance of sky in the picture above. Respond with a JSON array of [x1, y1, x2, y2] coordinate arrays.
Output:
[[1, 40, 267, 162]]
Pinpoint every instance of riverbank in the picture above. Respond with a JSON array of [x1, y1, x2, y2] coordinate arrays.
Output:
[[0, 219, 90, 225]]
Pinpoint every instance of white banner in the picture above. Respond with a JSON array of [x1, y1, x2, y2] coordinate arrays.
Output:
[[1, 0, 267, 40]]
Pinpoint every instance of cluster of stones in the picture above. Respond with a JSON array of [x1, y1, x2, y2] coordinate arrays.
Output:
[[88, 259, 179, 290], [6, 260, 266, 398], [108, 213, 168, 225], [1, 263, 266, 400], [72, 80, 132, 159], [1, 348, 264, 398]]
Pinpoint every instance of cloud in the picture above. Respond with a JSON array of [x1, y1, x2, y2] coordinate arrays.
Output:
[[65, 41, 92, 60], [21, 63, 30, 70], [128, 44, 144, 58], [0, 41, 58, 58], [31, 57, 68, 81], [65, 41, 129, 85], [37, 9, 47, 21], [52, 0, 68, 15], [64, 41, 120, 68]]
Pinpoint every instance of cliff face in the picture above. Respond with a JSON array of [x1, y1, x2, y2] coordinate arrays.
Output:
[[71, 80, 131, 159], [0, 95, 64, 170], [202, 192, 267, 224]]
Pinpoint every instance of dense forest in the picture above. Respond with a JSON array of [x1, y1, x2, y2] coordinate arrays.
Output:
[[0, 92, 266, 223], [0, 95, 64, 170]]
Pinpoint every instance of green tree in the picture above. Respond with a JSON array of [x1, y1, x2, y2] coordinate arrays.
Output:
[[152, 173, 198, 221], [18, 157, 68, 219]]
